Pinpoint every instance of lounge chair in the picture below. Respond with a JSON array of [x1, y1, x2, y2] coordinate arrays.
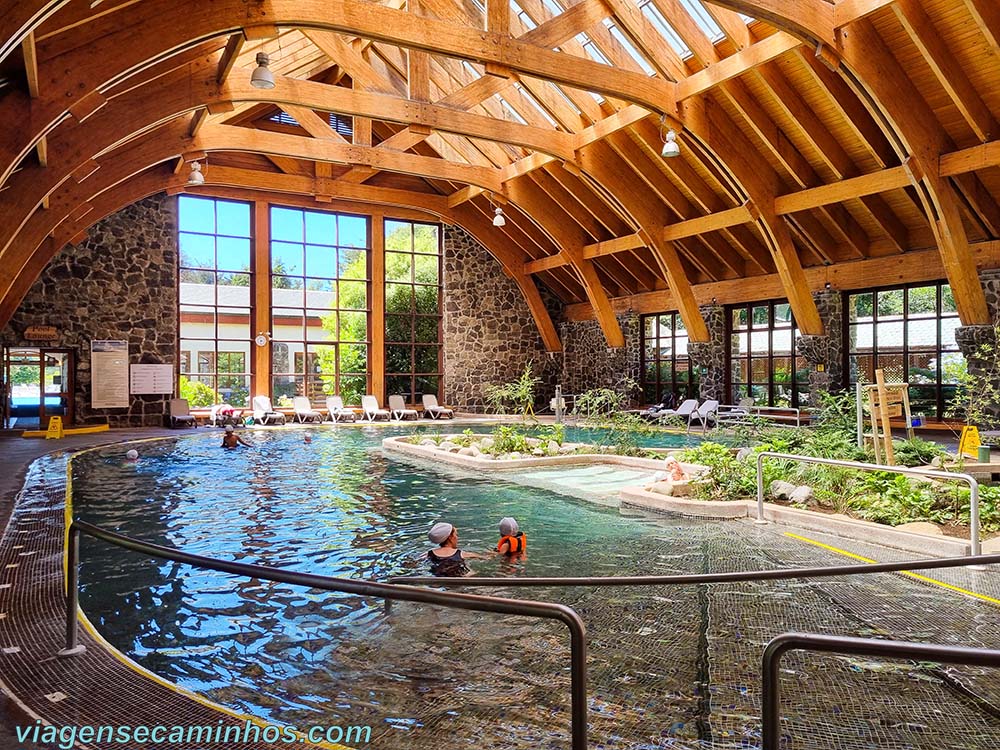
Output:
[[717, 397, 754, 425], [326, 396, 357, 423], [422, 394, 454, 420], [689, 399, 720, 433], [293, 396, 323, 424], [361, 395, 390, 422], [252, 395, 286, 425], [169, 398, 197, 428], [657, 398, 699, 426], [388, 395, 419, 421], [638, 397, 675, 421]]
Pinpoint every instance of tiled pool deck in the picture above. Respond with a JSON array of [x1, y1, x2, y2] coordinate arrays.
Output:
[[0, 429, 331, 750]]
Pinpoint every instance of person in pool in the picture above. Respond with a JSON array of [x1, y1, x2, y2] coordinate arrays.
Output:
[[426, 522, 481, 576], [496, 516, 527, 556], [221, 425, 252, 449]]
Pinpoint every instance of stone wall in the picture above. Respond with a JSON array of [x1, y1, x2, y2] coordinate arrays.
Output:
[[441, 225, 560, 410], [2, 194, 177, 427], [688, 304, 726, 401], [954, 269, 1000, 428], [559, 313, 641, 402]]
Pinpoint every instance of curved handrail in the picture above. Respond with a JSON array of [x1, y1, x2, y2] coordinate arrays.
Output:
[[754, 451, 981, 555], [761, 632, 1000, 749], [63, 520, 588, 750]]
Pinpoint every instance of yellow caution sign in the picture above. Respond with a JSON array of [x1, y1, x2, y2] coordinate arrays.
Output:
[[45, 416, 64, 439], [958, 425, 981, 458]]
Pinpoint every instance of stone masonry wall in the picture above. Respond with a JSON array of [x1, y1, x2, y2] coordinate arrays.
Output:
[[955, 269, 1000, 428], [441, 225, 560, 411], [559, 313, 641, 403], [795, 288, 844, 406], [688, 304, 726, 401], [2, 194, 177, 427]]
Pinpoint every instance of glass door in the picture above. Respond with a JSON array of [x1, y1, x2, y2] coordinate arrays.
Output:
[[40, 349, 73, 427]]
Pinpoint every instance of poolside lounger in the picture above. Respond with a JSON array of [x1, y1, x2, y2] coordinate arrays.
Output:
[[689, 399, 719, 433], [657, 398, 699, 425], [326, 396, 357, 423], [252, 395, 286, 425], [716, 397, 754, 425], [169, 398, 197, 428], [388, 395, 419, 421], [422, 394, 454, 420], [361, 395, 390, 422], [638, 398, 674, 420], [292, 396, 323, 424]]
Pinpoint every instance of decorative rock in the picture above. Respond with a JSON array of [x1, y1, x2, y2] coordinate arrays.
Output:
[[438, 441, 459, 451], [788, 486, 814, 504], [526, 437, 541, 447], [458, 447, 477, 456], [531, 448, 545, 456], [420, 439, 437, 447], [546, 440, 560, 455], [736, 447, 753, 461], [770, 480, 798, 500], [896, 521, 944, 536], [558, 445, 576, 454], [479, 436, 495, 450]]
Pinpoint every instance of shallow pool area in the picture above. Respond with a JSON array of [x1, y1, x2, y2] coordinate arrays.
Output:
[[69, 427, 1000, 749]]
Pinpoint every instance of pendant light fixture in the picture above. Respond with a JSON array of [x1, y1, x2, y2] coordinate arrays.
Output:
[[492, 206, 506, 227], [187, 161, 205, 185], [660, 115, 680, 158], [251, 52, 275, 89]]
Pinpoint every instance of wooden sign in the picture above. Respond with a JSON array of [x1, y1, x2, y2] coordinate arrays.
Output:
[[24, 325, 58, 341], [884, 404, 902, 418], [958, 426, 981, 459]]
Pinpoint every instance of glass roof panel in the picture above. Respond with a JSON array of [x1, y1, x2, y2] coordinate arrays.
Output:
[[606, 22, 656, 75], [679, 0, 724, 42], [638, 1, 691, 58], [513, 83, 560, 127]]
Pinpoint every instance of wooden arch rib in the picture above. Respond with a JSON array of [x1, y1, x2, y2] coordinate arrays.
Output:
[[713, 0, 990, 326], [0, 119, 563, 350]]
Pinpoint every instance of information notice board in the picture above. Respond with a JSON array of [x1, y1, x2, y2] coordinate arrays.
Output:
[[90, 340, 129, 409], [130, 364, 174, 395]]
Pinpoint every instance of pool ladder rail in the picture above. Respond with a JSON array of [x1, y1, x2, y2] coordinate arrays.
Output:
[[62, 520, 1000, 750]]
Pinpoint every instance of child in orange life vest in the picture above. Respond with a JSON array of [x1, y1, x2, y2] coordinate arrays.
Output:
[[496, 517, 527, 556]]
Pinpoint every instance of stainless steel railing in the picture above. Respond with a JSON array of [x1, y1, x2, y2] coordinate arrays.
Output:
[[761, 632, 1000, 750], [754, 451, 982, 554], [61, 520, 589, 750]]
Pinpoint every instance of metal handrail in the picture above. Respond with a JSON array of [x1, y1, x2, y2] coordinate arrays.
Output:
[[754, 451, 981, 555], [62, 520, 589, 750], [761, 632, 1000, 749], [717, 404, 802, 428], [387, 550, 1000, 589]]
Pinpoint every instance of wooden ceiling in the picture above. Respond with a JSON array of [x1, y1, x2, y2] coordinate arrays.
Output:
[[0, 0, 998, 351]]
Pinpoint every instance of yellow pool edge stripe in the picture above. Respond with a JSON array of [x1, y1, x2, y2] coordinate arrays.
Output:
[[784, 531, 1000, 607], [64, 438, 351, 750]]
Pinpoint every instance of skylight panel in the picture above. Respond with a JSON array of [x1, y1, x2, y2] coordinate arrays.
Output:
[[540, 0, 563, 16], [513, 83, 559, 127], [461, 60, 482, 79], [516, 9, 537, 29], [269, 111, 299, 127], [497, 95, 528, 124], [575, 33, 613, 65], [607, 23, 656, 76], [638, 1, 691, 58], [679, 0, 724, 42]]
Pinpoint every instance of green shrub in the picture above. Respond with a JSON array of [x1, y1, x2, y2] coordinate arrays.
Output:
[[491, 423, 530, 455], [179, 376, 216, 408], [893, 437, 946, 467], [537, 423, 565, 446]]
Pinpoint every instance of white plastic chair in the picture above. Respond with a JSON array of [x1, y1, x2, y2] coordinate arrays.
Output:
[[657, 398, 699, 426], [252, 395, 286, 425], [293, 396, 323, 423], [388, 395, 419, 421], [326, 395, 357, 423], [421, 394, 454, 420], [689, 399, 720, 433], [361, 395, 390, 422]]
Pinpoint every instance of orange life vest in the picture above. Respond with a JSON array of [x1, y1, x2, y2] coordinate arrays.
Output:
[[497, 532, 527, 554]]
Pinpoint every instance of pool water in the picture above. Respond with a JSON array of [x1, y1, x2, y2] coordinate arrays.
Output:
[[71, 427, 1000, 749]]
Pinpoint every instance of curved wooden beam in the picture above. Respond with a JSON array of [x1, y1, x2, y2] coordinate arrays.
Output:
[[0, 0, 68, 65]]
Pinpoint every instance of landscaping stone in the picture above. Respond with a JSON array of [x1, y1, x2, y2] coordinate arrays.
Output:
[[770, 480, 798, 500], [526, 437, 541, 447], [736, 447, 753, 461], [531, 448, 545, 456], [788, 486, 815, 504], [438, 441, 459, 451], [479, 436, 494, 450], [546, 440, 560, 455], [896, 521, 944, 536], [420, 439, 437, 447], [458, 447, 477, 457], [558, 445, 576, 454]]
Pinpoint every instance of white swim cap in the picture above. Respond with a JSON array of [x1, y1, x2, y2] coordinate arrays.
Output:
[[428, 522, 454, 544], [499, 517, 519, 536], [225, 425, 234, 433], [125, 449, 139, 460]]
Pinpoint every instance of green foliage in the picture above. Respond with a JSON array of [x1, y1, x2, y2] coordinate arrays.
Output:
[[490, 423, 530, 455], [677, 442, 758, 500], [10, 365, 38, 386], [179, 375, 217, 408], [455, 428, 477, 448], [537, 423, 566, 446], [892, 437, 946, 468], [483, 363, 541, 421], [573, 378, 639, 421], [846, 474, 945, 527], [810, 389, 858, 438]]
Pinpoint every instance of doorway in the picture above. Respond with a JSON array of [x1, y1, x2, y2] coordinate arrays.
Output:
[[2, 347, 75, 430]]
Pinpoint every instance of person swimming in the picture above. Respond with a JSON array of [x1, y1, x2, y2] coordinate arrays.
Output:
[[496, 517, 527, 556], [221, 425, 252, 449], [426, 522, 480, 576]]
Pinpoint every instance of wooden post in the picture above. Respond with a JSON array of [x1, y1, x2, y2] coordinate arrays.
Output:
[[875, 369, 895, 465], [253, 201, 271, 401], [370, 213, 385, 403]]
